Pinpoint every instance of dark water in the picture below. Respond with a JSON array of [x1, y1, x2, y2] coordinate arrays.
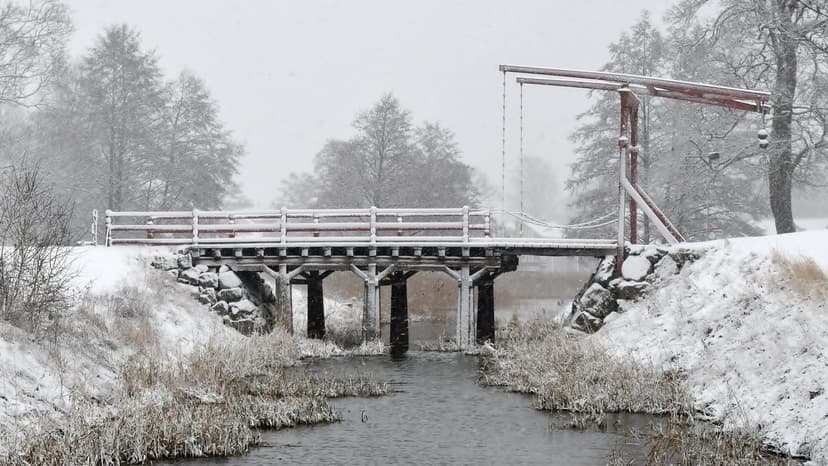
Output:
[[174, 351, 657, 466]]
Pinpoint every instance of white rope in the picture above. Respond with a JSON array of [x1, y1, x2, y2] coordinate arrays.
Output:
[[519, 82, 525, 237], [501, 70, 507, 235], [489, 209, 616, 230]]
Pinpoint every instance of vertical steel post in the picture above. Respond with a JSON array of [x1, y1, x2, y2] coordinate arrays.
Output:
[[629, 103, 639, 245], [617, 90, 629, 275]]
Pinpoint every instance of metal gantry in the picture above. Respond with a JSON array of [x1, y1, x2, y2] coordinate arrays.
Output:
[[499, 64, 770, 271]]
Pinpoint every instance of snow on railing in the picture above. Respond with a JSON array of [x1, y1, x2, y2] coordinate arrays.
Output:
[[104, 206, 494, 247]]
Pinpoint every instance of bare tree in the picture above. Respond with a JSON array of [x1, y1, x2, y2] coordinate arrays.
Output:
[[669, 0, 828, 233], [280, 94, 479, 209], [0, 161, 74, 335], [0, 0, 71, 107]]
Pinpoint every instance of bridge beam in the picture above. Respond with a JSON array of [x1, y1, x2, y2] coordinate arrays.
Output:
[[305, 271, 325, 339], [389, 271, 409, 355]]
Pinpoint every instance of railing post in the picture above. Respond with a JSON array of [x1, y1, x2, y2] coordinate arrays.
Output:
[[462, 205, 469, 244], [104, 209, 112, 247], [91, 209, 98, 246], [192, 209, 199, 246], [484, 209, 491, 238], [313, 213, 320, 237], [146, 217, 154, 240], [397, 215, 403, 236], [228, 214, 236, 239], [280, 207, 287, 245], [369, 206, 377, 245]]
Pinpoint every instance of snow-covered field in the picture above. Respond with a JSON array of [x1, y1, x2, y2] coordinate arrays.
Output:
[[599, 231, 828, 462]]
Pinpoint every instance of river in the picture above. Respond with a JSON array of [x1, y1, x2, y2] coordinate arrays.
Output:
[[165, 343, 658, 465]]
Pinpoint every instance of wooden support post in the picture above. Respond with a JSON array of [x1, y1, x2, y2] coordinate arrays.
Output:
[[456, 265, 472, 350], [476, 278, 495, 345], [306, 271, 325, 339], [357, 264, 380, 342], [276, 264, 293, 334], [389, 271, 409, 354]]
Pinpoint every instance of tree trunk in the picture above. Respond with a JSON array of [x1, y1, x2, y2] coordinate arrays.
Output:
[[768, 3, 798, 234]]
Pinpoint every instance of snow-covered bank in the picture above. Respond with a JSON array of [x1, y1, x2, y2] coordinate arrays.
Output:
[[0, 246, 236, 426], [1, 246, 389, 463], [0, 246, 380, 431], [597, 231, 828, 461]]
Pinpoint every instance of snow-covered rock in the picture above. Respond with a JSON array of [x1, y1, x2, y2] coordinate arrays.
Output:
[[177, 253, 192, 270], [218, 287, 244, 302], [211, 301, 229, 314], [151, 254, 178, 271], [197, 272, 219, 289], [621, 255, 651, 280], [218, 270, 242, 289], [178, 267, 201, 285], [612, 279, 648, 300], [577, 283, 616, 318], [593, 256, 615, 287], [230, 299, 257, 317]]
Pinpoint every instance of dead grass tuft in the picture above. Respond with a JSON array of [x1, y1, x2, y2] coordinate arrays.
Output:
[[770, 249, 827, 299], [609, 414, 799, 466], [480, 317, 691, 415]]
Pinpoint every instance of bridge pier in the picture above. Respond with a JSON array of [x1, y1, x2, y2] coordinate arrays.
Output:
[[305, 271, 326, 339], [275, 264, 293, 334], [358, 264, 380, 342], [476, 278, 495, 345], [456, 265, 473, 350], [389, 271, 410, 354]]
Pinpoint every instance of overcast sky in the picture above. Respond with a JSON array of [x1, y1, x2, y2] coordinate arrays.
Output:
[[65, 1, 673, 215]]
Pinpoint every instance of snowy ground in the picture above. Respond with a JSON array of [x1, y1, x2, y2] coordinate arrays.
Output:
[[0, 246, 237, 427], [598, 231, 828, 462]]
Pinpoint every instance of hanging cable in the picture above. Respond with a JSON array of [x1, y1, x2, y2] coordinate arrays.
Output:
[[501, 70, 507, 235], [488, 209, 616, 230], [519, 82, 525, 237]]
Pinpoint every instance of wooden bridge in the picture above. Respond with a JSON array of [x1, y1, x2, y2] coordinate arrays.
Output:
[[101, 65, 770, 351], [104, 206, 615, 349]]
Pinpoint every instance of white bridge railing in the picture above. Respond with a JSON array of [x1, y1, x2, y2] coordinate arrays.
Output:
[[105, 206, 496, 247]]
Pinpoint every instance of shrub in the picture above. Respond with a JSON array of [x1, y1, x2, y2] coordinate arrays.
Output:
[[0, 162, 75, 335]]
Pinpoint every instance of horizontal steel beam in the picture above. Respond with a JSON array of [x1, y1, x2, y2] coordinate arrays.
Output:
[[500, 65, 769, 106], [516, 76, 769, 112]]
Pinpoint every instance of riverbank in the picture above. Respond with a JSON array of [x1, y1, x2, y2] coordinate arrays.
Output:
[[483, 230, 827, 464], [0, 247, 387, 465]]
